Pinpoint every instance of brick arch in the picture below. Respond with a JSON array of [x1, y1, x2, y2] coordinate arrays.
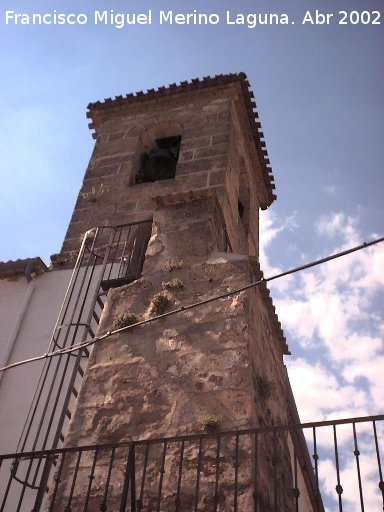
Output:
[[168, 109, 206, 124], [125, 109, 206, 137], [137, 121, 182, 154]]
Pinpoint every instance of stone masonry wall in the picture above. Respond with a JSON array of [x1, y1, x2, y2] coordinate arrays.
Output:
[[58, 92, 234, 261], [56, 83, 268, 269], [46, 198, 296, 511]]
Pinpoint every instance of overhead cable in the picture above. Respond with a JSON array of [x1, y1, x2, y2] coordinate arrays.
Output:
[[0, 236, 383, 374]]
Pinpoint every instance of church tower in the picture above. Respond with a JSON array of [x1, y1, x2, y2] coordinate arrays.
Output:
[[3, 74, 320, 511]]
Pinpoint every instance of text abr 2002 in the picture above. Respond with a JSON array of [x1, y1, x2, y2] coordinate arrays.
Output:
[[338, 11, 380, 24]]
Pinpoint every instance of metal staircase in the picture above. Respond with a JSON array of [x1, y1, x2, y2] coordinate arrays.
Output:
[[0, 220, 152, 512]]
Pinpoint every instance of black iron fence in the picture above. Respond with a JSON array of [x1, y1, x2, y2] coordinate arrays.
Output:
[[1, 415, 383, 512]]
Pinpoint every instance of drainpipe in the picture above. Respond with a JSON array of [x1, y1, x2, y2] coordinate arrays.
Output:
[[0, 274, 36, 386]]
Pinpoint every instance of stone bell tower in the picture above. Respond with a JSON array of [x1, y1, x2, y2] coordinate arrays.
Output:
[[46, 74, 313, 511]]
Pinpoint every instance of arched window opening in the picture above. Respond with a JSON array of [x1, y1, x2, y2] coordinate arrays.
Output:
[[135, 135, 181, 184]]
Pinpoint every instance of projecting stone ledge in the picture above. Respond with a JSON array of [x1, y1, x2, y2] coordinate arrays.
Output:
[[205, 251, 249, 265]]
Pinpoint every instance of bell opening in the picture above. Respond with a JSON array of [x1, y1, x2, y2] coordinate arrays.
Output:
[[135, 135, 181, 184]]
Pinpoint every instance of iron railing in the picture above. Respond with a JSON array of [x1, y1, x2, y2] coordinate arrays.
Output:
[[1, 415, 383, 511]]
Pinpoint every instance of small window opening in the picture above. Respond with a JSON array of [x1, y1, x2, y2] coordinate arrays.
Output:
[[238, 200, 245, 219], [238, 159, 250, 233], [135, 136, 181, 184]]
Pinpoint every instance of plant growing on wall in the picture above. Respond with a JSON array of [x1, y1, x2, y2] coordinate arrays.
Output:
[[197, 415, 219, 432], [256, 375, 275, 402], [164, 259, 183, 272], [161, 278, 185, 291], [150, 292, 172, 315], [113, 312, 140, 330], [81, 183, 107, 203]]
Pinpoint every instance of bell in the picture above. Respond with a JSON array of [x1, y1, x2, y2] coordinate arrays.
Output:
[[143, 147, 176, 182]]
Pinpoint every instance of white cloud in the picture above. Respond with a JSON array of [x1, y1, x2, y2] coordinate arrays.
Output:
[[259, 210, 297, 291], [316, 211, 359, 241], [287, 358, 368, 422], [323, 184, 336, 195], [318, 451, 383, 512], [300, 420, 384, 511], [343, 355, 384, 413], [261, 210, 384, 422]]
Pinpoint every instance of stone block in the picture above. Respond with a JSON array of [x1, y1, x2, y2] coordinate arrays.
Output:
[[93, 137, 138, 158], [107, 130, 125, 141], [208, 170, 226, 186], [194, 143, 227, 159], [182, 125, 228, 139], [177, 155, 227, 175], [85, 163, 120, 179], [93, 154, 134, 169], [180, 135, 212, 149], [178, 149, 194, 162], [212, 133, 230, 144]]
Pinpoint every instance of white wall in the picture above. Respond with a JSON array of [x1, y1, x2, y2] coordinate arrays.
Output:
[[287, 432, 317, 511], [0, 269, 73, 454]]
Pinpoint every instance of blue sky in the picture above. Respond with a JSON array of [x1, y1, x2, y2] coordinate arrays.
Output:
[[1, 0, 383, 507], [1, 0, 382, 263]]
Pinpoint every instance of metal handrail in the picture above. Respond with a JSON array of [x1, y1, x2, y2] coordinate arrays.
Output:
[[2, 414, 382, 459], [1, 415, 383, 512]]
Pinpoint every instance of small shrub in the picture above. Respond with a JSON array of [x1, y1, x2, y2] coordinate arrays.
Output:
[[161, 278, 184, 291], [256, 375, 274, 402], [81, 183, 107, 203], [165, 259, 183, 272], [150, 292, 171, 315], [197, 415, 219, 433], [113, 312, 139, 330]]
